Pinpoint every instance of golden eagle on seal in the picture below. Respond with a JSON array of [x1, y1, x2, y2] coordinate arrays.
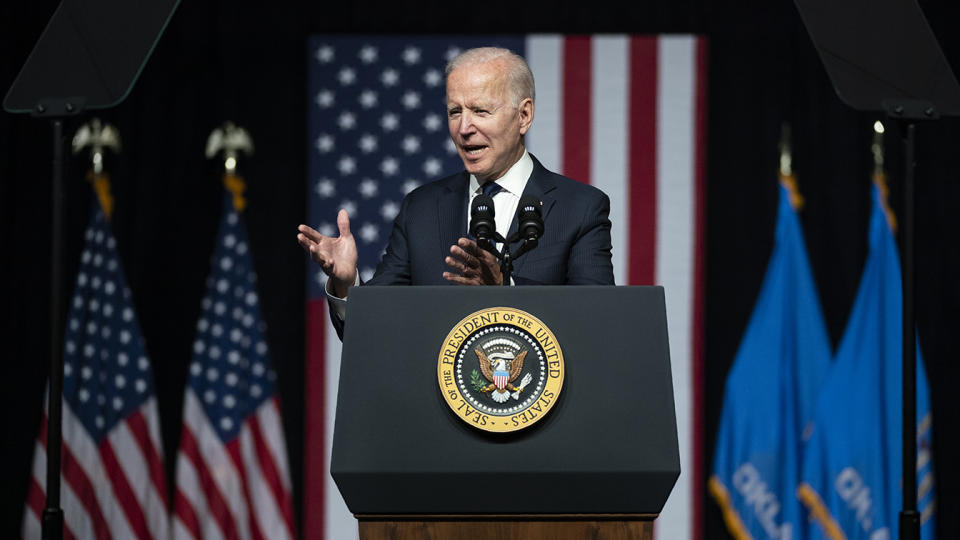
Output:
[[475, 348, 533, 403]]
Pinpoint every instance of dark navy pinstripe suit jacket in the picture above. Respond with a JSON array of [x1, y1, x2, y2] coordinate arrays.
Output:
[[366, 154, 615, 287], [329, 154, 614, 338]]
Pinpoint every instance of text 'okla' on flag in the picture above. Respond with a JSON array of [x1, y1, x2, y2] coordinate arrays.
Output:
[[798, 180, 935, 540], [710, 180, 832, 540], [172, 172, 296, 540], [22, 175, 169, 540]]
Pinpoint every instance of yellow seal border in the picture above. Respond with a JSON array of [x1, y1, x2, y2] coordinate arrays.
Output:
[[437, 306, 564, 433]]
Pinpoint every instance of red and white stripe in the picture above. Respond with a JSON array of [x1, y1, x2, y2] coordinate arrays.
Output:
[[23, 398, 169, 540], [527, 35, 706, 540], [527, 34, 707, 540], [304, 34, 707, 540], [304, 302, 355, 540], [173, 391, 295, 540]]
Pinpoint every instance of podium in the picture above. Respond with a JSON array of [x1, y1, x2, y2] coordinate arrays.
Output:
[[330, 286, 680, 539]]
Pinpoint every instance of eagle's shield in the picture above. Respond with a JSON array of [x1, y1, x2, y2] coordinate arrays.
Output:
[[493, 370, 509, 391]]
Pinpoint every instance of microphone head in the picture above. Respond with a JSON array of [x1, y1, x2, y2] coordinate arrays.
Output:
[[471, 193, 495, 218], [516, 194, 544, 241], [470, 193, 496, 241]]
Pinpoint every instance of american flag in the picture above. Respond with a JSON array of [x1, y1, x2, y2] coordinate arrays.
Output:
[[23, 201, 169, 540], [173, 187, 295, 540], [305, 35, 706, 540]]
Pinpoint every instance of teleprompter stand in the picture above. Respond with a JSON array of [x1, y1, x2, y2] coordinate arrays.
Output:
[[3, 1, 179, 538], [330, 286, 680, 539], [791, 1, 960, 537]]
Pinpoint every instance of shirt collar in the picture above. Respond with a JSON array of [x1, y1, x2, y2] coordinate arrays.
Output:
[[469, 150, 532, 197]]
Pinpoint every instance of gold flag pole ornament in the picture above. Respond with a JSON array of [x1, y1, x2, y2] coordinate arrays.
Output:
[[777, 122, 805, 210], [871, 121, 898, 232], [205, 122, 254, 212], [71, 118, 121, 219]]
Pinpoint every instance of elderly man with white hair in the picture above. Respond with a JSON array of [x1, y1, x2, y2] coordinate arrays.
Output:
[[297, 47, 614, 334]]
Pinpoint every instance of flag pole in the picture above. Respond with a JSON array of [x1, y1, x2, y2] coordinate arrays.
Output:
[[898, 121, 919, 540]]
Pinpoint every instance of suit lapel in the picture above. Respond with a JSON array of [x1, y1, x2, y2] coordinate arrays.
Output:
[[437, 173, 470, 274], [510, 155, 557, 275]]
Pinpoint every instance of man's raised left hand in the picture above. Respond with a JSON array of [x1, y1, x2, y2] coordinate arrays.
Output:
[[442, 237, 503, 286]]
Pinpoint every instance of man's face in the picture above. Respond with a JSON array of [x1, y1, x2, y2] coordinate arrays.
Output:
[[446, 60, 532, 183]]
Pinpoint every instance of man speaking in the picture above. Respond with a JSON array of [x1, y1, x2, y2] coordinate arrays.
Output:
[[297, 46, 614, 318]]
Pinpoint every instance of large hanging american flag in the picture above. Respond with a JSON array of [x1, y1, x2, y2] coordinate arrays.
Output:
[[305, 35, 706, 540], [173, 185, 295, 540], [22, 201, 169, 540]]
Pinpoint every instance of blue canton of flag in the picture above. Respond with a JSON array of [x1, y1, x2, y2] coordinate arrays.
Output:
[[798, 183, 936, 540], [23, 201, 169, 540], [173, 188, 295, 540], [710, 182, 833, 540], [64, 207, 158, 440], [188, 193, 275, 441], [306, 36, 523, 296]]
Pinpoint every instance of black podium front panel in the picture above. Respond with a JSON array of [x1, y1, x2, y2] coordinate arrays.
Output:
[[330, 286, 679, 514]]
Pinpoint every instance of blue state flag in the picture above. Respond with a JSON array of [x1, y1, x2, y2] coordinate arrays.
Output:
[[798, 182, 936, 540], [711, 182, 833, 540]]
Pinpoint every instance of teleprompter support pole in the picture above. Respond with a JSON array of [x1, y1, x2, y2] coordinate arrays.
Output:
[[898, 122, 919, 540], [43, 118, 66, 540]]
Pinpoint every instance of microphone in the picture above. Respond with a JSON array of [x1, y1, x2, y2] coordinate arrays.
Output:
[[516, 194, 544, 245], [469, 193, 497, 248]]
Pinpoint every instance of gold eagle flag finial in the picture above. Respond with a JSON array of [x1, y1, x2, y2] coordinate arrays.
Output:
[[871, 120, 898, 233], [205, 122, 254, 212], [777, 122, 805, 211], [72, 118, 121, 219]]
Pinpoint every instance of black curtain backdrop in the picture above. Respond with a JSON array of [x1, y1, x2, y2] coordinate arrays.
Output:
[[2, 1, 957, 538]]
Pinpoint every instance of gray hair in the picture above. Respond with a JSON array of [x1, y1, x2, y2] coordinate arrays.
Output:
[[445, 47, 536, 107]]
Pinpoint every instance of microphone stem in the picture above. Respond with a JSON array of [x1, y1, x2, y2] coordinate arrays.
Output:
[[500, 245, 513, 285]]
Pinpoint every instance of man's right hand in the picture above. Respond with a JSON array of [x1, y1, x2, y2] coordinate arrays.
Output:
[[297, 209, 358, 298]]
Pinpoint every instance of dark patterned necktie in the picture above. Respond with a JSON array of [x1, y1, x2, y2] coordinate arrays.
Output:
[[481, 181, 503, 198]]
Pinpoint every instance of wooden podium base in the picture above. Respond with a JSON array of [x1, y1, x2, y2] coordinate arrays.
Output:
[[357, 514, 656, 540]]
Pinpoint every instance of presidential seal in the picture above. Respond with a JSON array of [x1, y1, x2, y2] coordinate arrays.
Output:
[[437, 307, 564, 433]]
